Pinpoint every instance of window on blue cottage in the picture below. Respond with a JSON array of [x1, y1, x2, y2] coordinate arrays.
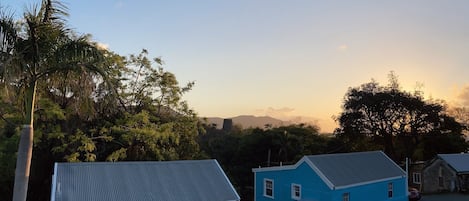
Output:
[[388, 183, 393, 198], [291, 184, 301, 200], [342, 192, 350, 201], [264, 179, 274, 198]]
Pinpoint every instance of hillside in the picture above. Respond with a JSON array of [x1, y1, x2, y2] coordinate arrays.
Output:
[[204, 115, 285, 129]]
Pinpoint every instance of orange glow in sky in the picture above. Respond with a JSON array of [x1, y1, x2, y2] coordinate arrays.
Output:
[[4, 0, 469, 132]]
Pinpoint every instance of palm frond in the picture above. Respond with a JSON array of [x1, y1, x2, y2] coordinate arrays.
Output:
[[0, 9, 17, 54], [0, 9, 20, 86], [40, 0, 68, 25], [38, 36, 106, 78]]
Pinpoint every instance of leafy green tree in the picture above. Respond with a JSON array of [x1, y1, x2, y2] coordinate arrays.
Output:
[[0, 128, 19, 199], [98, 49, 200, 161], [120, 50, 194, 115], [200, 124, 328, 201], [107, 111, 179, 161], [0, 2, 199, 200], [335, 73, 466, 161], [0, 1, 107, 200]]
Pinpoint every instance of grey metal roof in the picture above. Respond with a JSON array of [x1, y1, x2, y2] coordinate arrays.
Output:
[[438, 153, 469, 173], [305, 151, 406, 188], [51, 160, 240, 201]]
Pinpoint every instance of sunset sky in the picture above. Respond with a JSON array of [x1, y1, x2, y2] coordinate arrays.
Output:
[[4, 0, 469, 132]]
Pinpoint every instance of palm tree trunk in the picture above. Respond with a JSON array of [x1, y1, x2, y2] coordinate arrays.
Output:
[[12, 125, 33, 201], [12, 82, 36, 201]]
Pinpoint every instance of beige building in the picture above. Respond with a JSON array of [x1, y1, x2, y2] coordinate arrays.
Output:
[[422, 153, 469, 193]]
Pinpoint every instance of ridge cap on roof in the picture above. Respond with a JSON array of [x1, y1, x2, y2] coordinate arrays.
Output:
[[305, 150, 383, 158], [55, 159, 217, 166], [438, 153, 469, 157], [303, 150, 405, 174], [301, 150, 404, 190]]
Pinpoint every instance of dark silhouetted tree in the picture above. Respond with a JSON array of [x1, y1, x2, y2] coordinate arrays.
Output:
[[335, 72, 467, 161]]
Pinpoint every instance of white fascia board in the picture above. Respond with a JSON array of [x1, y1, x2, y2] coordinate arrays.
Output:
[[380, 151, 407, 175], [252, 164, 296, 172], [303, 157, 335, 190], [334, 175, 405, 190], [50, 163, 58, 201], [251, 156, 337, 190], [214, 159, 241, 201]]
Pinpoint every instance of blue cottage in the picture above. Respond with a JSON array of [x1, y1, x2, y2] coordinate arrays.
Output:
[[252, 151, 407, 201]]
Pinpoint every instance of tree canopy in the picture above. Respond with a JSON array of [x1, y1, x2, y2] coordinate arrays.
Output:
[[1, 1, 109, 200], [0, 2, 201, 200], [1, 2, 468, 201], [335, 73, 468, 161]]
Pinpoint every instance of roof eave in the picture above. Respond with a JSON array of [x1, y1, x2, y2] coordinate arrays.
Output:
[[303, 157, 335, 190], [334, 175, 406, 190], [214, 160, 241, 201]]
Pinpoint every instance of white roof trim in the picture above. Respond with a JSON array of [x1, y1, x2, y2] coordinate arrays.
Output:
[[302, 157, 335, 190], [252, 164, 296, 172], [334, 175, 405, 190], [252, 157, 335, 190], [252, 152, 406, 191], [215, 160, 241, 201], [50, 163, 58, 201], [380, 151, 407, 175]]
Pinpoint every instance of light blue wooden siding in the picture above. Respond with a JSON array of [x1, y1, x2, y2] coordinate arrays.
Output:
[[333, 177, 407, 201], [255, 163, 331, 201]]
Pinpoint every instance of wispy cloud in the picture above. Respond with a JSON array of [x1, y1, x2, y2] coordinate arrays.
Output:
[[114, 1, 124, 9], [457, 85, 469, 106], [254, 107, 336, 132], [337, 44, 348, 51], [255, 107, 295, 119], [96, 42, 109, 50], [448, 84, 469, 108]]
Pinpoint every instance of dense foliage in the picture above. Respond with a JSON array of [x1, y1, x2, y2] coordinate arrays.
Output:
[[0, 1, 201, 198], [1, 1, 110, 200], [335, 73, 468, 162], [1, 2, 468, 201], [198, 124, 336, 201]]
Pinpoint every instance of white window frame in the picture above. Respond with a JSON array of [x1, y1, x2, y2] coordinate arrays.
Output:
[[343, 192, 350, 201], [263, 179, 274, 198], [412, 172, 421, 184], [291, 183, 301, 200]]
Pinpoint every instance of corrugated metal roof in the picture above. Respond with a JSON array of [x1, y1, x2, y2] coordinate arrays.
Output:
[[438, 153, 469, 173], [52, 160, 240, 201], [305, 151, 406, 188]]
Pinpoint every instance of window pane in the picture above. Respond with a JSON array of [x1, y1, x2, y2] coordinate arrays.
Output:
[[266, 188, 272, 196], [265, 180, 273, 197], [388, 183, 393, 198], [292, 184, 301, 199], [343, 193, 350, 201], [294, 185, 300, 196]]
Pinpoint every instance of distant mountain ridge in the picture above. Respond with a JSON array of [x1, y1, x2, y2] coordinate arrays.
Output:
[[204, 115, 285, 129]]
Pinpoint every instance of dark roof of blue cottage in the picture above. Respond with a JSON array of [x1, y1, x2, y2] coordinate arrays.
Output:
[[253, 151, 406, 189], [438, 153, 469, 173], [305, 151, 406, 188], [51, 160, 240, 201]]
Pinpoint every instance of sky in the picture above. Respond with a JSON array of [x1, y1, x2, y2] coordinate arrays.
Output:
[[3, 0, 469, 133]]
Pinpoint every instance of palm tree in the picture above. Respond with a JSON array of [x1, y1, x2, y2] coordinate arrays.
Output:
[[0, 1, 107, 200]]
